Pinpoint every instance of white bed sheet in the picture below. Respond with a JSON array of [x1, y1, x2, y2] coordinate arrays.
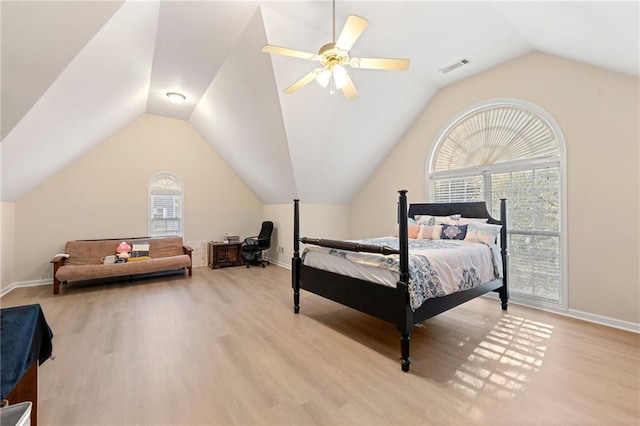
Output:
[[302, 245, 400, 288]]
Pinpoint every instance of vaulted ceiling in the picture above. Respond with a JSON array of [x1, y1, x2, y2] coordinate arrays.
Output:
[[2, 1, 638, 204]]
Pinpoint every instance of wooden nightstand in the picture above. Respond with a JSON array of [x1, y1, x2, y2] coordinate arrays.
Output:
[[208, 241, 242, 269]]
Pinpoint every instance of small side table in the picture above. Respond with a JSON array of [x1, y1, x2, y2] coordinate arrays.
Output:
[[208, 242, 242, 269]]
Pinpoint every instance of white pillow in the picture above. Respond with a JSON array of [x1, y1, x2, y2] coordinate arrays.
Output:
[[418, 225, 442, 240], [464, 222, 502, 244], [415, 214, 461, 226], [459, 217, 489, 225]]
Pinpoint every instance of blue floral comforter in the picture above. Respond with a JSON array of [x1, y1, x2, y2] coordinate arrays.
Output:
[[302, 237, 502, 311]]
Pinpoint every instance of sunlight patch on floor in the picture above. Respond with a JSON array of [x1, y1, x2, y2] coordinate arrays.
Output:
[[448, 313, 554, 421]]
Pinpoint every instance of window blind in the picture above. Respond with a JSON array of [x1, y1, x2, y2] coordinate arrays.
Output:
[[428, 101, 563, 305], [434, 106, 560, 172], [430, 175, 484, 203], [491, 166, 561, 301], [149, 174, 183, 237], [431, 166, 561, 302], [150, 194, 181, 236]]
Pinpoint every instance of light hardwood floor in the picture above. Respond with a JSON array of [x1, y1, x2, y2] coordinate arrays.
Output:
[[2, 266, 639, 425]]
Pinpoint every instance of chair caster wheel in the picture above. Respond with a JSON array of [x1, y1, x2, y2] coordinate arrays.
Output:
[[246, 265, 250, 268]]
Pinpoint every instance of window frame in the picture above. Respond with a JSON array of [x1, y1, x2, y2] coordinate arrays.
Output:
[[148, 172, 184, 238], [426, 99, 568, 310]]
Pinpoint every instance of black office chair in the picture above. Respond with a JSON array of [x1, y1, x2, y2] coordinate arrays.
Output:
[[241, 221, 274, 268]]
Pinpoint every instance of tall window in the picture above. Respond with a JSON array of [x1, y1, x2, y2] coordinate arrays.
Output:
[[428, 100, 566, 306], [149, 173, 183, 237]]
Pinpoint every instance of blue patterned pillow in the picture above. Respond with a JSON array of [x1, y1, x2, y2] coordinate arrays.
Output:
[[441, 223, 468, 240]]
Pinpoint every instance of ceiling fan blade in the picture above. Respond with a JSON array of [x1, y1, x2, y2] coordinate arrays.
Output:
[[335, 15, 368, 52], [262, 45, 319, 61], [284, 69, 321, 94], [350, 57, 410, 71], [341, 73, 359, 100]]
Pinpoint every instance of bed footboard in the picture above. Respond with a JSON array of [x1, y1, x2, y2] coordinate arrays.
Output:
[[299, 238, 399, 255]]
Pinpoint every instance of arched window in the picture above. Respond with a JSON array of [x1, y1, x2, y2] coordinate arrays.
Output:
[[428, 99, 566, 306], [149, 173, 183, 237]]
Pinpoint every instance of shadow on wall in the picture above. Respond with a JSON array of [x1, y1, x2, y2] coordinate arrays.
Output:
[[186, 240, 208, 268], [267, 225, 278, 260]]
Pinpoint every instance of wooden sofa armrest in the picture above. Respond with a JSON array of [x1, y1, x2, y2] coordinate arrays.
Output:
[[51, 255, 68, 295], [183, 245, 193, 277], [51, 255, 67, 264]]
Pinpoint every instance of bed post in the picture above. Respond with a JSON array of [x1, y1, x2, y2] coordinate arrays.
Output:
[[292, 199, 301, 314], [499, 198, 509, 311], [396, 190, 413, 372]]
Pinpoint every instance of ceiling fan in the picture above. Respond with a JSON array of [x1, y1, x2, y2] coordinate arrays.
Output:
[[262, 0, 410, 100]]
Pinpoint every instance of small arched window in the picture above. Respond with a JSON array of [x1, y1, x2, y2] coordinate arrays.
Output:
[[149, 173, 183, 237], [428, 99, 566, 306]]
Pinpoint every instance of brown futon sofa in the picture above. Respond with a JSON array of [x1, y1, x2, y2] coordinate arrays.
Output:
[[51, 237, 193, 294]]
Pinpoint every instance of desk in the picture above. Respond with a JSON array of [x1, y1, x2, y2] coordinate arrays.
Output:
[[1, 304, 53, 426]]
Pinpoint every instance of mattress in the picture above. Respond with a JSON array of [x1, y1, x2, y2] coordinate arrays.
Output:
[[301, 237, 502, 311]]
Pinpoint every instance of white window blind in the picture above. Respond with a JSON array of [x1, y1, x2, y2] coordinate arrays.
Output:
[[491, 167, 561, 301], [434, 106, 560, 172], [149, 174, 183, 237], [428, 100, 564, 306], [431, 175, 484, 203]]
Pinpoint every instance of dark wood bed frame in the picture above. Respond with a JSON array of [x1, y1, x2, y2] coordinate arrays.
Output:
[[291, 190, 509, 372]]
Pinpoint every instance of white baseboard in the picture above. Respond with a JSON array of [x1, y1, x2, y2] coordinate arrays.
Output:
[[0, 279, 51, 298], [565, 308, 640, 333], [265, 258, 291, 270], [483, 293, 639, 334]]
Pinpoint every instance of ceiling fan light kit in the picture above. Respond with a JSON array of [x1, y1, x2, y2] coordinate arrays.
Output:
[[262, 1, 409, 100], [316, 68, 332, 87]]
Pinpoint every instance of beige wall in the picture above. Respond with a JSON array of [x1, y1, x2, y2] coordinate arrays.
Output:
[[263, 203, 350, 266], [351, 52, 640, 324], [1, 202, 16, 290], [13, 114, 263, 283]]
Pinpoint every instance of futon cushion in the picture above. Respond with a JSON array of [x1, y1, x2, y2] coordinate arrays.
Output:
[[140, 237, 185, 258], [56, 255, 191, 282], [64, 240, 122, 265]]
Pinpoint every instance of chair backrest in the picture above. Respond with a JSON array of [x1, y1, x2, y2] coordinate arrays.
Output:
[[257, 221, 274, 249]]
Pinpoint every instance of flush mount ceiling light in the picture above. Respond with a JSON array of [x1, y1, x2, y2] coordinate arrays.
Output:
[[166, 92, 186, 104], [262, 0, 410, 100]]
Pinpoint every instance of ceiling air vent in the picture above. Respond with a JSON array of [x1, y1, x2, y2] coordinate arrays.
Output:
[[439, 57, 471, 74]]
